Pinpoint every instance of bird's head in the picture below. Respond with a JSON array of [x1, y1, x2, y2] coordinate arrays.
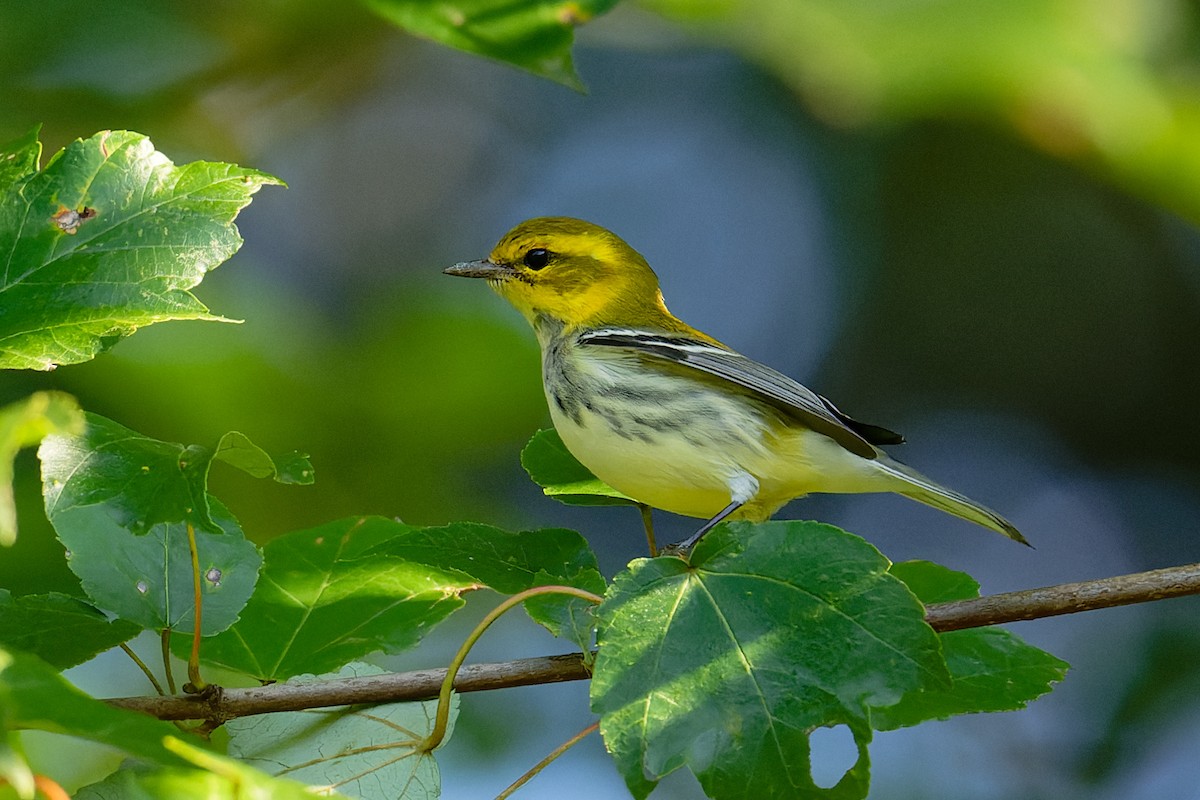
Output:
[[445, 217, 668, 330]]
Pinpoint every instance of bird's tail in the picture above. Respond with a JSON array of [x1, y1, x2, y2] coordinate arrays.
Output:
[[875, 456, 1029, 546]]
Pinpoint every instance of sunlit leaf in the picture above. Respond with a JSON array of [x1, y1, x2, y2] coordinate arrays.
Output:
[[521, 428, 636, 507], [364, 0, 618, 90], [0, 590, 138, 669], [871, 560, 1069, 730], [0, 128, 281, 370], [360, 520, 605, 650], [0, 391, 83, 546], [186, 517, 476, 681], [591, 521, 949, 800], [226, 663, 455, 800], [190, 517, 604, 681]]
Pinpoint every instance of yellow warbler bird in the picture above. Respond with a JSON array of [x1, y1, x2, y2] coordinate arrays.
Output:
[[446, 217, 1026, 553]]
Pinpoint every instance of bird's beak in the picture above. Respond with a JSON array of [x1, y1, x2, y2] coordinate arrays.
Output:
[[444, 259, 512, 279]]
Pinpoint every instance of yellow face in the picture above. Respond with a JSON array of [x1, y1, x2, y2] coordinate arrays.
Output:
[[447, 217, 664, 329]]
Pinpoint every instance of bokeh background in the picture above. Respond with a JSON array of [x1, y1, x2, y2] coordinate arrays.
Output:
[[3, 1, 1200, 797]]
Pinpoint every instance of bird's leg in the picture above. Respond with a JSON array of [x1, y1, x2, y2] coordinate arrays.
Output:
[[661, 500, 743, 556], [637, 503, 658, 556]]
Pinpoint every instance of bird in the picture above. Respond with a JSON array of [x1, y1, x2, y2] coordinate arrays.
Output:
[[445, 217, 1026, 554]]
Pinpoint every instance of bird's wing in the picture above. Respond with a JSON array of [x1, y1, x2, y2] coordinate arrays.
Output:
[[577, 329, 902, 459]]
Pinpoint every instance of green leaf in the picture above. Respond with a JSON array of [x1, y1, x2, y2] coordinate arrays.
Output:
[[361, 520, 606, 649], [38, 414, 286, 633], [0, 590, 139, 669], [590, 521, 950, 800], [185, 517, 477, 681], [49, 499, 260, 634], [40, 413, 309, 537], [75, 736, 339, 800], [364, 0, 618, 91], [0, 647, 186, 769], [871, 561, 1069, 731], [0, 391, 83, 546], [214, 431, 314, 485], [190, 517, 605, 681], [0, 127, 40, 193], [226, 662, 455, 800], [887, 559, 980, 604], [521, 428, 637, 507], [0, 128, 282, 371]]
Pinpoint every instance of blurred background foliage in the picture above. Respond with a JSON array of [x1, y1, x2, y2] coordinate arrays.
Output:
[[3, 0, 1200, 797]]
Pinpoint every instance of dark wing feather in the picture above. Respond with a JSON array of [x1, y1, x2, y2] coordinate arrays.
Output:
[[577, 330, 895, 459], [816, 394, 905, 446]]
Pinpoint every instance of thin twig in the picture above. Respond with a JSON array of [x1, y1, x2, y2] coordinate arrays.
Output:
[[495, 721, 599, 799], [118, 642, 165, 696], [108, 562, 1200, 723], [160, 629, 176, 695]]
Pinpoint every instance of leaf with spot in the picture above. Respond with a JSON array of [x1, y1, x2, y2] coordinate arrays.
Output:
[[0, 391, 83, 546], [521, 428, 636, 507], [364, 0, 619, 91], [49, 498, 260, 634], [0, 590, 139, 669], [188, 517, 604, 681], [590, 521, 950, 800], [0, 128, 281, 371], [38, 414, 309, 633], [181, 517, 473, 681], [226, 662, 454, 800], [871, 561, 1069, 730]]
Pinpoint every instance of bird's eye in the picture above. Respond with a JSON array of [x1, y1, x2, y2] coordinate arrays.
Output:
[[523, 248, 550, 270]]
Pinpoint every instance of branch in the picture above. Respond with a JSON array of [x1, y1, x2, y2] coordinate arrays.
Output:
[[107, 653, 591, 722], [922, 561, 1200, 631], [108, 562, 1200, 722]]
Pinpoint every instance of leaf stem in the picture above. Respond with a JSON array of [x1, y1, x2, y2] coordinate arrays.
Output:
[[494, 721, 599, 800], [33, 775, 70, 800], [185, 521, 206, 691], [119, 642, 165, 696], [160, 629, 176, 695], [419, 585, 603, 753]]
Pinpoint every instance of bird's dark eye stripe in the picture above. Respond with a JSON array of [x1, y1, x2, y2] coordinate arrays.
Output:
[[523, 248, 551, 270]]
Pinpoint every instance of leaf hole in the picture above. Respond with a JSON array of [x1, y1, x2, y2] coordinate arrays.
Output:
[[809, 724, 857, 789]]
